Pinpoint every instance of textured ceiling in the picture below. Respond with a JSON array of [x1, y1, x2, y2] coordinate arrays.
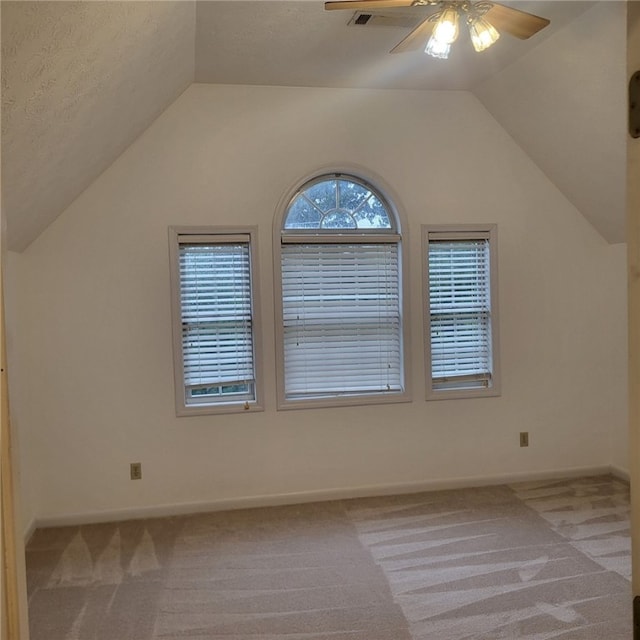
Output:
[[1, 0, 627, 250], [195, 1, 596, 90], [475, 1, 628, 244], [1, 1, 196, 251]]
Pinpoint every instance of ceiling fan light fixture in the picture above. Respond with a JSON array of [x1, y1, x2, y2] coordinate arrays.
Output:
[[425, 34, 451, 59], [432, 4, 460, 44], [468, 15, 500, 52], [324, 0, 550, 59]]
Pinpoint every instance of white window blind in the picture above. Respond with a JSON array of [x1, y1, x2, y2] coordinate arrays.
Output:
[[428, 237, 492, 390], [178, 239, 255, 404], [281, 243, 402, 399]]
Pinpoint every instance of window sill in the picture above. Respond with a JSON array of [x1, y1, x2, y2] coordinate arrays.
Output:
[[425, 387, 501, 401], [175, 401, 265, 418], [277, 391, 412, 411]]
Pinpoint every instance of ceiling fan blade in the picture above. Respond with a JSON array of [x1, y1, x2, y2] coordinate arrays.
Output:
[[390, 15, 434, 53], [483, 2, 550, 40], [325, 0, 415, 11]]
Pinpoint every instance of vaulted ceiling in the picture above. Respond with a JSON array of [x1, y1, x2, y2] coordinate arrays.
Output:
[[1, 1, 627, 250]]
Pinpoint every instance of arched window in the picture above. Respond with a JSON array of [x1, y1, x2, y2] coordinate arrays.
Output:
[[275, 173, 409, 409], [283, 176, 393, 231]]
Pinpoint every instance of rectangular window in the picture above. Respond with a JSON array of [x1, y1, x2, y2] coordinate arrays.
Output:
[[423, 225, 500, 399], [281, 243, 402, 401], [169, 227, 263, 416]]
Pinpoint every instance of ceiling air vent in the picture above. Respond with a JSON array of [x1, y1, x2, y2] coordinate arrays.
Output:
[[347, 11, 420, 29], [354, 13, 373, 25]]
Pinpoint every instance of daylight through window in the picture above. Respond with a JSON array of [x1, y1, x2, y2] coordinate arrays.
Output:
[[424, 225, 500, 399], [170, 228, 262, 415], [276, 174, 409, 408]]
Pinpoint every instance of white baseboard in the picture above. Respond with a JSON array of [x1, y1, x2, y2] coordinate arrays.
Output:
[[30, 464, 615, 531], [610, 464, 630, 482]]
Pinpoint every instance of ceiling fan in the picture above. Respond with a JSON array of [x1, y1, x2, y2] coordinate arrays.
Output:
[[324, 0, 550, 59]]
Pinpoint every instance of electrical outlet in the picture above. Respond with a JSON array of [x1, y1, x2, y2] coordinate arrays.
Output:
[[519, 432, 529, 447], [130, 462, 142, 480]]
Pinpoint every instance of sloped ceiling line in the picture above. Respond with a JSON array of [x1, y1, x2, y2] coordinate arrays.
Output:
[[1, 1, 196, 252], [1, 1, 626, 250], [472, 1, 627, 244]]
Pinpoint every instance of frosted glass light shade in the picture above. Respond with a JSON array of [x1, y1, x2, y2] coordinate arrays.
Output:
[[468, 16, 500, 52], [433, 6, 459, 44], [425, 35, 451, 59]]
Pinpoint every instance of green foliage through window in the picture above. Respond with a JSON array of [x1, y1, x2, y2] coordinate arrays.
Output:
[[284, 176, 393, 231]]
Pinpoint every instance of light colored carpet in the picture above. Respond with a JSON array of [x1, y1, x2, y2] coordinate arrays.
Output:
[[26, 474, 631, 639]]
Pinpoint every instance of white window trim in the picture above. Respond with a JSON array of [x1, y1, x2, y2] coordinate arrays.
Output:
[[169, 226, 264, 417], [422, 223, 501, 401], [273, 170, 412, 411]]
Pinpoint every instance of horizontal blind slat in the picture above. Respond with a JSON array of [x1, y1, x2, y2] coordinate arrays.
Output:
[[428, 238, 492, 387], [179, 242, 255, 397], [282, 243, 402, 398]]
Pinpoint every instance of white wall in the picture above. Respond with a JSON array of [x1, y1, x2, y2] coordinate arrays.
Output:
[[599, 242, 628, 475], [469, 0, 629, 478], [6, 84, 628, 526]]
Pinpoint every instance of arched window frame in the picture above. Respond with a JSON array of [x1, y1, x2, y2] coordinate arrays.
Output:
[[273, 170, 411, 410]]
